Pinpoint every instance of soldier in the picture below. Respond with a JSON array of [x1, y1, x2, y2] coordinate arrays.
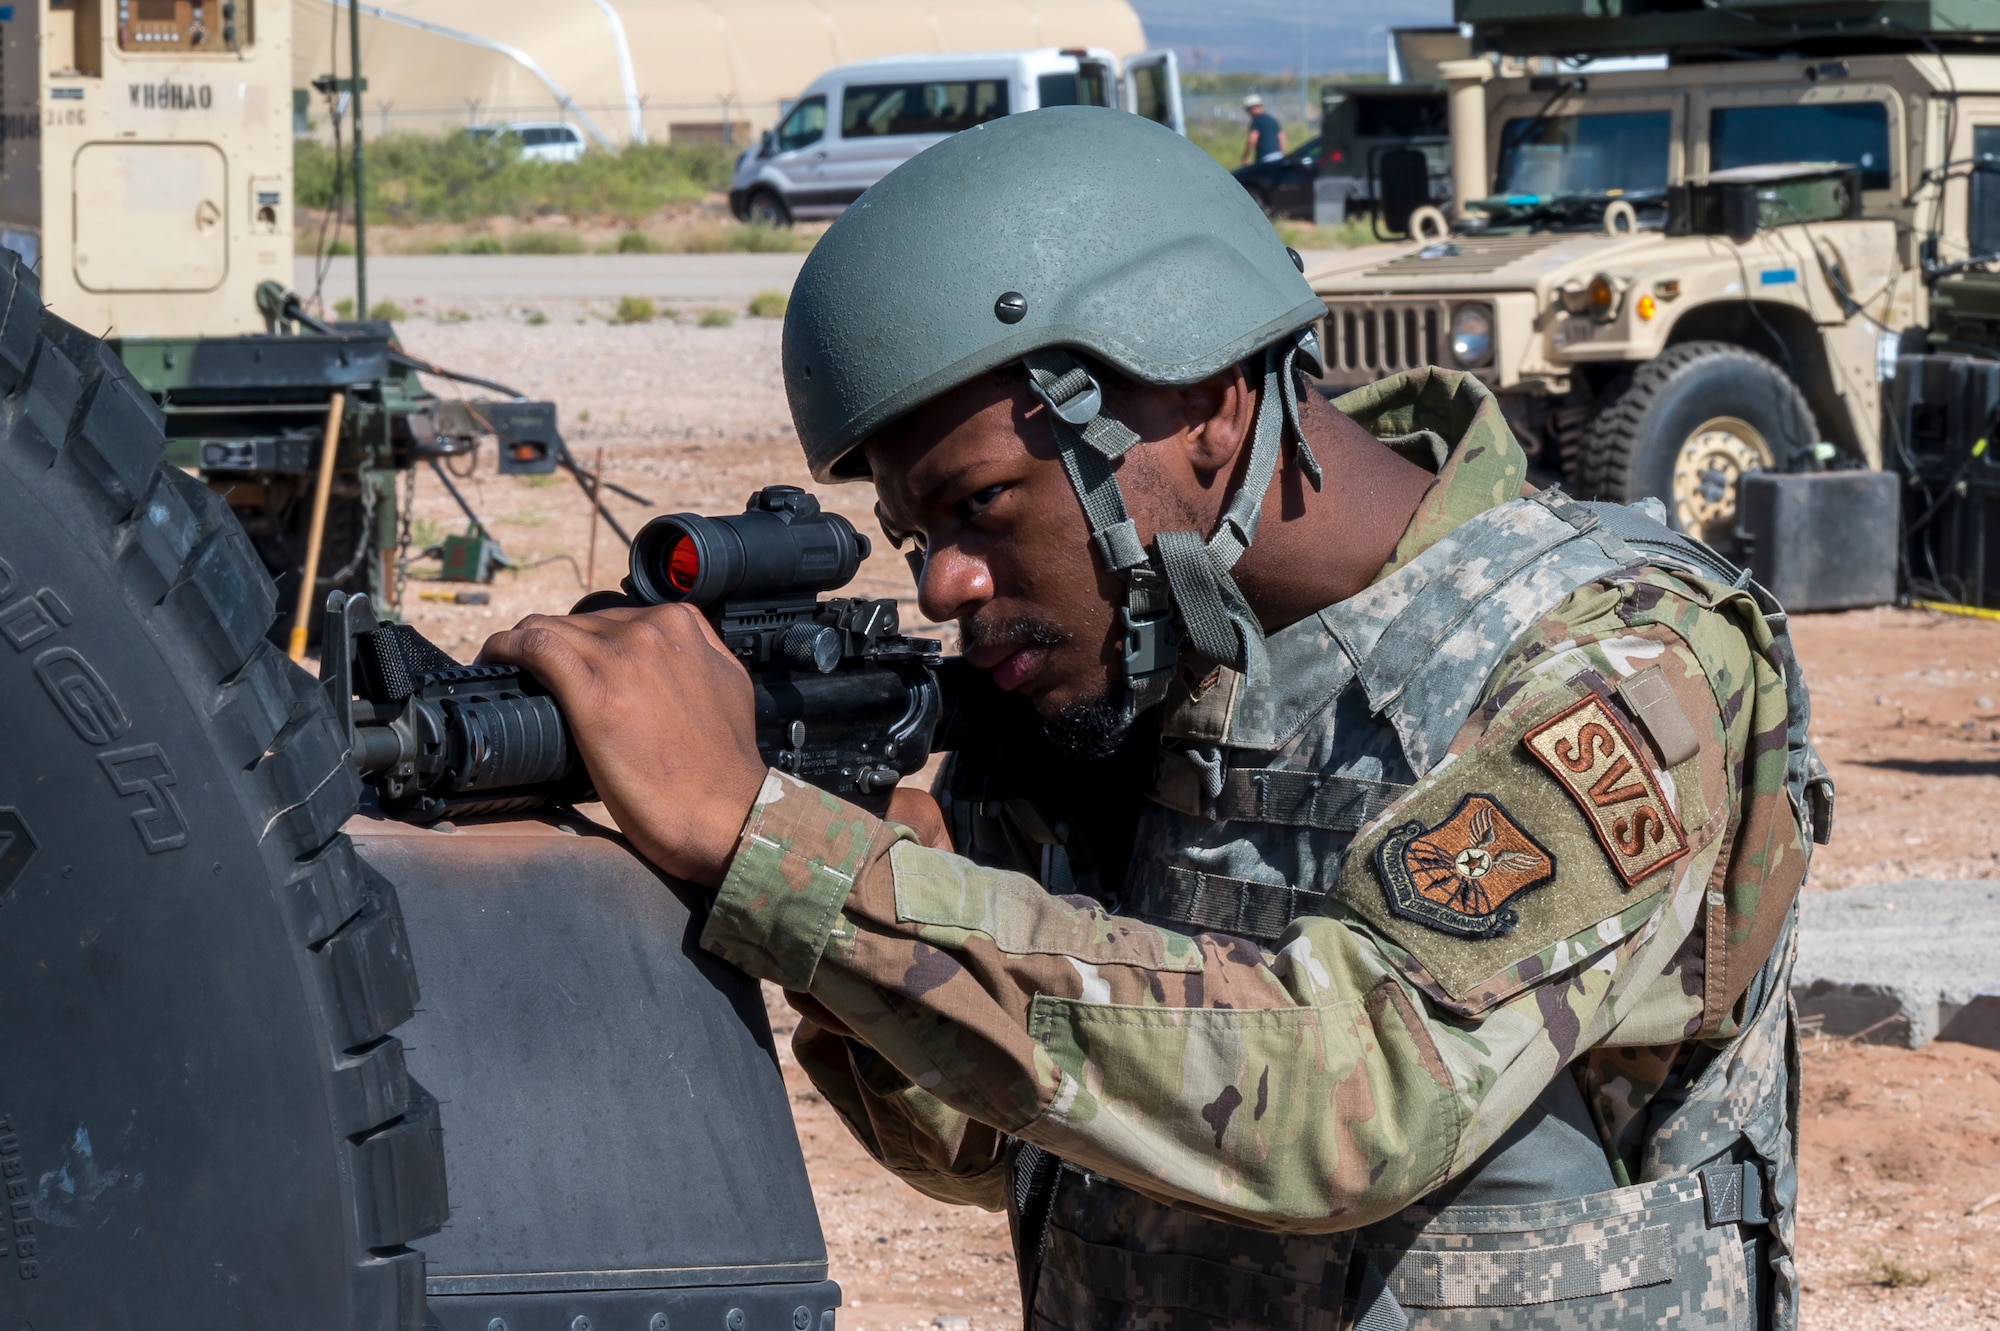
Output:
[[482, 107, 1830, 1330]]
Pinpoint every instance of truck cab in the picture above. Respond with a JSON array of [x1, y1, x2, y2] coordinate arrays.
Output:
[[1309, 21, 2000, 549]]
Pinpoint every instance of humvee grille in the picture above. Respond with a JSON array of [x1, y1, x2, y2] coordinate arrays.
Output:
[[1323, 300, 1449, 379]]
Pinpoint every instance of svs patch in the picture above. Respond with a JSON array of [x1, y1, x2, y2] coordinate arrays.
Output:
[[1375, 794, 1556, 938], [1522, 693, 1688, 887]]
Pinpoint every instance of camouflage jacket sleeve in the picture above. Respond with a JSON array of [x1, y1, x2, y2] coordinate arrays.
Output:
[[701, 567, 1770, 1232]]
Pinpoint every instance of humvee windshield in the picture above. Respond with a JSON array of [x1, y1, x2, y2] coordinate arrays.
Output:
[[1494, 110, 1672, 197], [1709, 102, 1891, 191]]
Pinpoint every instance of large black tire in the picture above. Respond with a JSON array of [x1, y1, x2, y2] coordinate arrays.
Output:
[[0, 256, 446, 1327], [1577, 341, 1816, 549]]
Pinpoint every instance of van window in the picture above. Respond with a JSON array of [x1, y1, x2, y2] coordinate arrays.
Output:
[[1131, 64, 1169, 125], [1495, 111, 1671, 196], [776, 96, 827, 153], [1710, 102, 1891, 191], [842, 81, 1008, 138], [1039, 69, 1111, 109], [519, 128, 555, 146]]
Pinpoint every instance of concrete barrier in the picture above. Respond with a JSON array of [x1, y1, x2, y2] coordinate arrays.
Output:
[[1793, 878, 2000, 1049]]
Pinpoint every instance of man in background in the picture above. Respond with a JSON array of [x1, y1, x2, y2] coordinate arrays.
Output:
[[1240, 92, 1286, 163]]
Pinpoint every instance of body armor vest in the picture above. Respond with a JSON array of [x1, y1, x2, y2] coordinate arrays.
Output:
[[954, 494, 1825, 1331]]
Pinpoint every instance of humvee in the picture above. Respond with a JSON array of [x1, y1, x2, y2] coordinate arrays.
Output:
[[1307, 3, 2000, 550]]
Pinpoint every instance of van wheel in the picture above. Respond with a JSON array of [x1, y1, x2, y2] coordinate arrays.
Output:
[[746, 189, 792, 228], [0, 256, 446, 1325], [1577, 341, 1815, 551]]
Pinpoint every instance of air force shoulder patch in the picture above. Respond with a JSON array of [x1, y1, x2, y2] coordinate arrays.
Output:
[[1375, 794, 1556, 939], [1522, 693, 1688, 887]]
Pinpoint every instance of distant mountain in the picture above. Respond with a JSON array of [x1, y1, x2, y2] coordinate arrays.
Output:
[[1130, 0, 1452, 74]]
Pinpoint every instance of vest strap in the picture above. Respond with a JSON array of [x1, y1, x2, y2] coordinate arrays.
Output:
[[1213, 767, 1410, 831], [1699, 1160, 1769, 1227], [1365, 1223, 1677, 1308], [1350, 1256, 1410, 1331], [1124, 862, 1329, 943]]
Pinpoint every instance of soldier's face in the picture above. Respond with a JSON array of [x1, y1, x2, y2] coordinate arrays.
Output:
[[863, 369, 1129, 726], [862, 366, 1242, 745]]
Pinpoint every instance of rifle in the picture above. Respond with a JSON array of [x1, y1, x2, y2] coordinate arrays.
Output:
[[323, 485, 956, 822]]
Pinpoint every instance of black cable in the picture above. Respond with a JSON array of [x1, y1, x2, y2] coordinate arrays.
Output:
[[388, 348, 528, 401], [278, 293, 653, 540], [426, 457, 489, 534], [556, 447, 634, 547], [511, 552, 586, 586]]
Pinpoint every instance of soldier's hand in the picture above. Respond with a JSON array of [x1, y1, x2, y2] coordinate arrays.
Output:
[[477, 603, 766, 888], [886, 787, 951, 851]]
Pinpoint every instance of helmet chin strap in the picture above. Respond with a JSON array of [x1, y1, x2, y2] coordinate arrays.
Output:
[[1022, 330, 1323, 720]]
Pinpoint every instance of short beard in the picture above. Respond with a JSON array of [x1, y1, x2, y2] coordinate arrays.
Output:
[[1038, 691, 1132, 761], [960, 613, 1132, 759]]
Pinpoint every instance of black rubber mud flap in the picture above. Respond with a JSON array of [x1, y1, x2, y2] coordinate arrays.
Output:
[[0, 254, 446, 1329]]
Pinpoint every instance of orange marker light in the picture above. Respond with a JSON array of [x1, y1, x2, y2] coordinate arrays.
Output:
[[668, 534, 702, 592], [1636, 293, 1657, 321]]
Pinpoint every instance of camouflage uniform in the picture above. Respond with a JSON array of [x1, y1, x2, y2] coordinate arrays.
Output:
[[701, 368, 1825, 1330]]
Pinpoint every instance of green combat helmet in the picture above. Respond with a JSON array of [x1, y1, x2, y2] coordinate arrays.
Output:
[[782, 105, 1329, 718]]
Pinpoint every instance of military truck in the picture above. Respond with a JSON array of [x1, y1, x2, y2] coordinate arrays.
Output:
[[1306, 1, 2000, 552]]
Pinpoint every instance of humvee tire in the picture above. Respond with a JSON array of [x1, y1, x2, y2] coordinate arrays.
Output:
[[1577, 340, 1815, 550], [0, 255, 447, 1328]]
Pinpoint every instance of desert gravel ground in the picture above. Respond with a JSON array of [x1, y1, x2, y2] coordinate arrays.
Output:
[[387, 306, 2000, 1331]]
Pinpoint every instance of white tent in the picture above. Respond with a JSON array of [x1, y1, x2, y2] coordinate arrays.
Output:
[[291, 0, 1149, 147]]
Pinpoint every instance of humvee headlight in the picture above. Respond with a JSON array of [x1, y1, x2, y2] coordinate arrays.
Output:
[[1586, 272, 1620, 319], [1449, 304, 1494, 368]]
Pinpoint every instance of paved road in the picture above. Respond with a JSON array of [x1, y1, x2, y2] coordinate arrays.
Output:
[[297, 248, 1347, 311], [298, 253, 811, 308]]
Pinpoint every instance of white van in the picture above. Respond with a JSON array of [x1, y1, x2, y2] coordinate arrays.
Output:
[[728, 47, 1183, 226]]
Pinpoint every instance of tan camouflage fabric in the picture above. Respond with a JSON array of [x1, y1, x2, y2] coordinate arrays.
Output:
[[701, 366, 1809, 1252]]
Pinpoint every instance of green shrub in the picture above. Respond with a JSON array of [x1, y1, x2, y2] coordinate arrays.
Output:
[[507, 229, 585, 255], [334, 297, 355, 318], [747, 289, 788, 319], [367, 300, 406, 321], [613, 295, 657, 324], [524, 309, 549, 325], [294, 134, 732, 225], [615, 229, 655, 253], [731, 222, 810, 253], [698, 307, 734, 328]]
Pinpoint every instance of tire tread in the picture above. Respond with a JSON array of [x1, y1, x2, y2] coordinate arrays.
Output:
[[0, 252, 443, 1324], [1577, 340, 1815, 509]]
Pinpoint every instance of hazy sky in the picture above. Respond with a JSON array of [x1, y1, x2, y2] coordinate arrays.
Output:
[[1128, 0, 1452, 74]]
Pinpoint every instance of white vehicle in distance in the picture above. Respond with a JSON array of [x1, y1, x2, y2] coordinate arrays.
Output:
[[729, 46, 1183, 226], [463, 121, 587, 164]]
